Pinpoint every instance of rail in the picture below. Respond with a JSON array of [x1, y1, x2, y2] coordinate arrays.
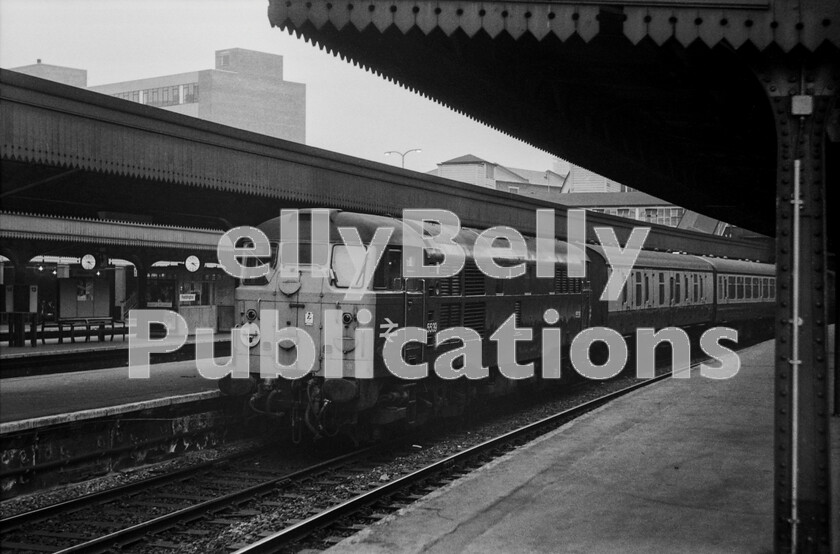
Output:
[[235, 370, 674, 553]]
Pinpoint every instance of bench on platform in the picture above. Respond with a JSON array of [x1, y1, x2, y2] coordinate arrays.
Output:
[[40, 317, 127, 344]]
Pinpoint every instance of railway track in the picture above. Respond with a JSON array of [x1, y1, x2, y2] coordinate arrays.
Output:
[[1, 357, 686, 553], [236, 370, 675, 553], [0, 444, 371, 553]]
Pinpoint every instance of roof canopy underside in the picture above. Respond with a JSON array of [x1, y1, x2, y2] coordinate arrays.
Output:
[[0, 68, 773, 261], [269, 0, 840, 238]]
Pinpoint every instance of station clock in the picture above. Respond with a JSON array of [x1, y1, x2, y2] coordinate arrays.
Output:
[[185, 255, 201, 272]]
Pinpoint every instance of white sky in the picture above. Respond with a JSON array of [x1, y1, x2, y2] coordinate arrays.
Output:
[[0, 0, 563, 174]]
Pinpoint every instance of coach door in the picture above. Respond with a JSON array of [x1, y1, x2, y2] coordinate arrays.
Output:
[[403, 277, 426, 366], [580, 277, 592, 329]]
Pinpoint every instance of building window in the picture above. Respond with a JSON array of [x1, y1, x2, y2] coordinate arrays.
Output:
[[508, 186, 519, 194], [183, 82, 199, 103], [218, 53, 230, 68], [114, 84, 186, 107]]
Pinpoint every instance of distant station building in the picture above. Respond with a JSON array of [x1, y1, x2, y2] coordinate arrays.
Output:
[[430, 154, 696, 229], [563, 164, 635, 193], [10, 48, 306, 143], [8, 59, 87, 87], [430, 154, 568, 201], [556, 192, 686, 228]]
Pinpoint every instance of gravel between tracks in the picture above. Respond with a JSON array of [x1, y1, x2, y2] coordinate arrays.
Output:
[[0, 438, 268, 520], [162, 370, 668, 554]]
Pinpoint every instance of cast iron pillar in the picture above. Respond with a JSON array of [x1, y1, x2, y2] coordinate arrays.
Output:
[[759, 51, 837, 553]]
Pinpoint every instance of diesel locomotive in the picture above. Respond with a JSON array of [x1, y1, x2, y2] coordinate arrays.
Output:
[[218, 209, 775, 443]]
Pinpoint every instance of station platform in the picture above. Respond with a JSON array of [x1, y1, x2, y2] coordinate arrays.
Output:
[[0, 333, 229, 359], [332, 338, 840, 553], [0, 357, 225, 432], [0, 335, 231, 379], [0, 336, 131, 359]]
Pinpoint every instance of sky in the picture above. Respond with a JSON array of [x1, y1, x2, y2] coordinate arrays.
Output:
[[0, 0, 563, 174]]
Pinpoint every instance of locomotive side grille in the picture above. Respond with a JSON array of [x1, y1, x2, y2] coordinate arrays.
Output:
[[555, 266, 583, 294], [555, 266, 569, 294], [440, 302, 462, 328], [514, 301, 522, 326], [464, 260, 485, 296], [438, 274, 461, 296], [463, 302, 486, 338]]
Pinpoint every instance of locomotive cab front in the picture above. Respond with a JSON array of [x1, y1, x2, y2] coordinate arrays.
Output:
[[220, 210, 419, 443]]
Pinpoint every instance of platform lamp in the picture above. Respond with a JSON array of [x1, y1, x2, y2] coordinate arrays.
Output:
[[384, 148, 422, 168]]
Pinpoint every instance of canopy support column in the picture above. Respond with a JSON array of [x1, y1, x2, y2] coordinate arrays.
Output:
[[760, 52, 836, 554]]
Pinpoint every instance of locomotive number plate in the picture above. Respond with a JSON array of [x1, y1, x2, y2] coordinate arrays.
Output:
[[304, 311, 314, 326]]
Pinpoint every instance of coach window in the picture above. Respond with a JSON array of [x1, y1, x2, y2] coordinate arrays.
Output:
[[699, 275, 704, 302], [769, 278, 776, 300], [692, 274, 699, 303], [635, 272, 643, 307], [745, 277, 752, 300], [752, 278, 760, 299], [762, 277, 769, 299], [728, 276, 736, 299], [673, 273, 680, 305], [683, 275, 690, 303], [644, 273, 650, 306], [658, 273, 665, 306], [737, 276, 744, 299], [668, 275, 674, 305]]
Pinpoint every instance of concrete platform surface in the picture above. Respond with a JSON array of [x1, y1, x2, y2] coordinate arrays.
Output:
[[332, 340, 776, 554], [0, 357, 225, 427], [0, 334, 228, 360]]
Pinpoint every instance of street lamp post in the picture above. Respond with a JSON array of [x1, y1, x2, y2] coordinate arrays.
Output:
[[384, 148, 422, 168]]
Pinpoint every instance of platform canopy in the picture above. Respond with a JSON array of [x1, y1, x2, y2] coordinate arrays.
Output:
[[0, 212, 223, 267], [268, 0, 839, 241], [0, 69, 772, 261]]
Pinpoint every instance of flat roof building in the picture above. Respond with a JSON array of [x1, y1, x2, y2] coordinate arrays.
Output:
[[89, 49, 305, 143], [9, 59, 87, 88], [11, 48, 306, 144]]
